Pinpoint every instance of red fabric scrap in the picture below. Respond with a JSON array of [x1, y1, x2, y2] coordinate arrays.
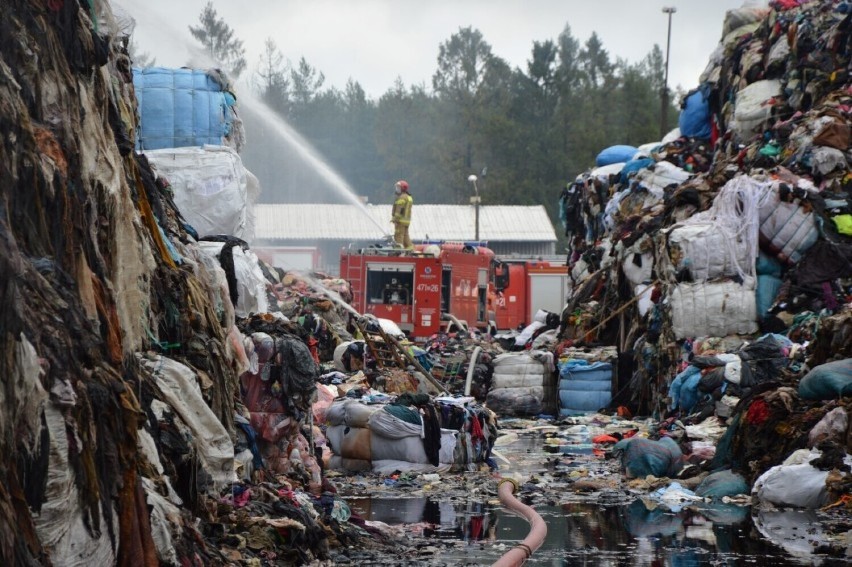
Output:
[[746, 398, 771, 426]]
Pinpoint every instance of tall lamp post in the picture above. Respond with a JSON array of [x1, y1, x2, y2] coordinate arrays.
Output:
[[468, 174, 481, 242], [661, 6, 676, 139]]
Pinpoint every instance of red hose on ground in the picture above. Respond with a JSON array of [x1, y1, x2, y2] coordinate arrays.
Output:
[[492, 478, 547, 567]]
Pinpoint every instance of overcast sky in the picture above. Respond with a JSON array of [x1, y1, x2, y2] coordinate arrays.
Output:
[[119, 0, 749, 99]]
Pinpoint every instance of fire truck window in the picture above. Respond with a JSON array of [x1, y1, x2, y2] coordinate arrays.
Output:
[[492, 261, 509, 290], [366, 270, 413, 305]]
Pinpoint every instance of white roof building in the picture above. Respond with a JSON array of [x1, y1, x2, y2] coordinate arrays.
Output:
[[253, 203, 559, 273]]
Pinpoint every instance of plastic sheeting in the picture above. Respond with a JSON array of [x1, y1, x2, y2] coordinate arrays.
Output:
[[138, 355, 236, 488], [752, 449, 842, 509], [145, 146, 255, 241], [141, 477, 182, 566], [758, 188, 819, 265], [669, 280, 758, 339], [34, 405, 117, 567], [488, 352, 549, 416], [679, 86, 712, 139], [730, 80, 782, 140], [198, 241, 269, 317]]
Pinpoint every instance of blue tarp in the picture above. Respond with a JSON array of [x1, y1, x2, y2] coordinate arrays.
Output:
[[678, 85, 712, 139], [133, 67, 236, 150], [595, 145, 638, 167]]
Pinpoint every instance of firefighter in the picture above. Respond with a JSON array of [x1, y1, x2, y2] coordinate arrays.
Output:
[[391, 179, 414, 250]]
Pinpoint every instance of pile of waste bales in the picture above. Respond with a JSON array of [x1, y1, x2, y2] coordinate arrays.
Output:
[[554, 1, 851, 554]]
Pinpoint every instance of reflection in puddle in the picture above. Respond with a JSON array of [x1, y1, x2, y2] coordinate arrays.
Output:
[[348, 496, 819, 565]]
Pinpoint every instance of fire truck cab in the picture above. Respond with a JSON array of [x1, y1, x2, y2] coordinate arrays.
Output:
[[340, 242, 494, 339]]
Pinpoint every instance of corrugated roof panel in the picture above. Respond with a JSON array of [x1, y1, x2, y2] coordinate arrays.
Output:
[[255, 204, 556, 242]]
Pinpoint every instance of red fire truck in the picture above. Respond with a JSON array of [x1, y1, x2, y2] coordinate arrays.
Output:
[[340, 243, 569, 339]]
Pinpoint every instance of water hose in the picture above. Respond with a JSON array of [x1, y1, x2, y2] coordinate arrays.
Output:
[[464, 346, 482, 396], [492, 478, 547, 567], [442, 312, 469, 333]]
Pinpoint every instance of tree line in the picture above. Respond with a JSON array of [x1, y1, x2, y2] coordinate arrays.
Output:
[[183, 2, 680, 238]]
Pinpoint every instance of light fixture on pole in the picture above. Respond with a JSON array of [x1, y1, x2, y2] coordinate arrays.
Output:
[[468, 174, 481, 242], [661, 6, 676, 139]]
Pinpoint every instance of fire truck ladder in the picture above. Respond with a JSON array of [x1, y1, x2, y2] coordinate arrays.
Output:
[[355, 320, 448, 395]]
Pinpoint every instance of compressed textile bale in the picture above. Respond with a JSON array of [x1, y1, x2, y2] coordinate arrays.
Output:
[[368, 408, 422, 439], [486, 387, 543, 417], [558, 360, 613, 414], [492, 372, 545, 390], [325, 399, 378, 428], [145, 146, 252, 240], [667, 222, 751, 282], [133, 67, 236, 150], [758, 190, 819, 265], [325, 425, 372, 462], [670, 280, 758, 339], [370, 435, 429, 464], [754, 463, 829, 509]]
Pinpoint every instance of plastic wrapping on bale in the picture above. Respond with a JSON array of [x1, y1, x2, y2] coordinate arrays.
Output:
[[808, 407, 849, 447], [758, 185, 819, 265], [730, 80, 782, 141], [669, 280, 758, 339], [751, 449, 852, 509], [486, 387, 544, 417], [146, 146, 255, 240], [557, 360, 613, 415], [133, 67, 243, 151], [666, 222, 752, 282]]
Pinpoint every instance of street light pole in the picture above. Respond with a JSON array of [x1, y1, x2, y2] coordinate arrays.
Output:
[[661, 6, 676, 139], [468, 174, 480, 242]]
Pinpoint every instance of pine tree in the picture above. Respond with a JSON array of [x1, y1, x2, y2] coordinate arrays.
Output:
[[188, 2, 247, 78]]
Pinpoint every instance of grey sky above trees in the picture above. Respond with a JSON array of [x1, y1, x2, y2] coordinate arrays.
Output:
[[122, 0, 747, 99]]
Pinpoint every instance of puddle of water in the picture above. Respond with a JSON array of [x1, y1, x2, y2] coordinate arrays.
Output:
[[348, 496, 823, 565]]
